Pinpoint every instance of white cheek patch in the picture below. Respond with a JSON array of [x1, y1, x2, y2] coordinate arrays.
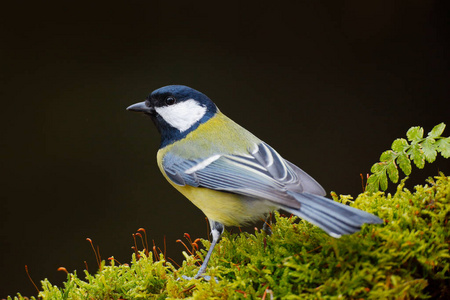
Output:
[[155, 99, 207, 132]]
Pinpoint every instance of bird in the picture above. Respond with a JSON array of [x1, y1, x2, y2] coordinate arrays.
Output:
[[127, 85, 383, 279]]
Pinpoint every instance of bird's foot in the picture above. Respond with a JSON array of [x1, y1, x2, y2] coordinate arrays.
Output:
[[262, 214, 273, 235]]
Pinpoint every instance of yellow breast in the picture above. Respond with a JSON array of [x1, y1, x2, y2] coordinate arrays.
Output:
[[164, 181, 252, 226]]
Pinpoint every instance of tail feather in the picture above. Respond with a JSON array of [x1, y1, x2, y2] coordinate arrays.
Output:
[[285, 192, 383, 238]]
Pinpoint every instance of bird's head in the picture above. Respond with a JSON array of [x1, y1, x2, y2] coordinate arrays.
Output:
[[127, 85, 218, 147]]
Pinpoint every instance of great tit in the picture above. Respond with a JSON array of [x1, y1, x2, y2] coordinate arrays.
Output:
[[127, 85, 383, 279]]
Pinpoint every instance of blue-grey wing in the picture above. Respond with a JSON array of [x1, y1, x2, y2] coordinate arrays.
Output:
[[162, 142, 325, 209]]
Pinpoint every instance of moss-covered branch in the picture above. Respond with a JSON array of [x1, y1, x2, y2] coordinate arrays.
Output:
[[8, 174, 450, 299]]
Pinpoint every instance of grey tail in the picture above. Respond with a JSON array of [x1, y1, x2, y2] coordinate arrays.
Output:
[[284, 192, 383, 238]]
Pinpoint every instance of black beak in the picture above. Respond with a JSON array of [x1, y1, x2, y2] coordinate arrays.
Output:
[[126, 101, 155, 114]]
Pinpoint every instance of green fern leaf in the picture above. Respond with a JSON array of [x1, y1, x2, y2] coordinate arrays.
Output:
[[366, 174, 380, 193], [391, 138, 409, 152], [436, 137, 450, 158], [380, 150, 395, 162], [379, 170, 388, 190], [397, 152, 412, 175], [422, 139, 437, 163], [386, 161, 399, 183], [406, 126, 424, 142], [408, 144, 425, 169], [370, 162, 384, 173], [427, 122, 446, 138]]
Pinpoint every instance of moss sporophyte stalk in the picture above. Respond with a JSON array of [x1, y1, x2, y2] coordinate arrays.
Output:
[[8, 123, 450, 299]]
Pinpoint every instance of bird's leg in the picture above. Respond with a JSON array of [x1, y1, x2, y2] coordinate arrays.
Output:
[[192, 220, 224, 279], [262, 213, 273, 235]]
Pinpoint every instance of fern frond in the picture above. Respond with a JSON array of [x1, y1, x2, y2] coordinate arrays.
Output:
[[366, 123, 449, 193]]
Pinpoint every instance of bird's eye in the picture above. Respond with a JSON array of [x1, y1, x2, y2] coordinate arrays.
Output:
[[165, 96, 176, 105]]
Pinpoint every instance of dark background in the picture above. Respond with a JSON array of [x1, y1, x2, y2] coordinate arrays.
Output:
[[1, 0, 449, 297]]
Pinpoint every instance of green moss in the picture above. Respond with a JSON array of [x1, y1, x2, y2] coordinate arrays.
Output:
[[9, 174, 450, 299]]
